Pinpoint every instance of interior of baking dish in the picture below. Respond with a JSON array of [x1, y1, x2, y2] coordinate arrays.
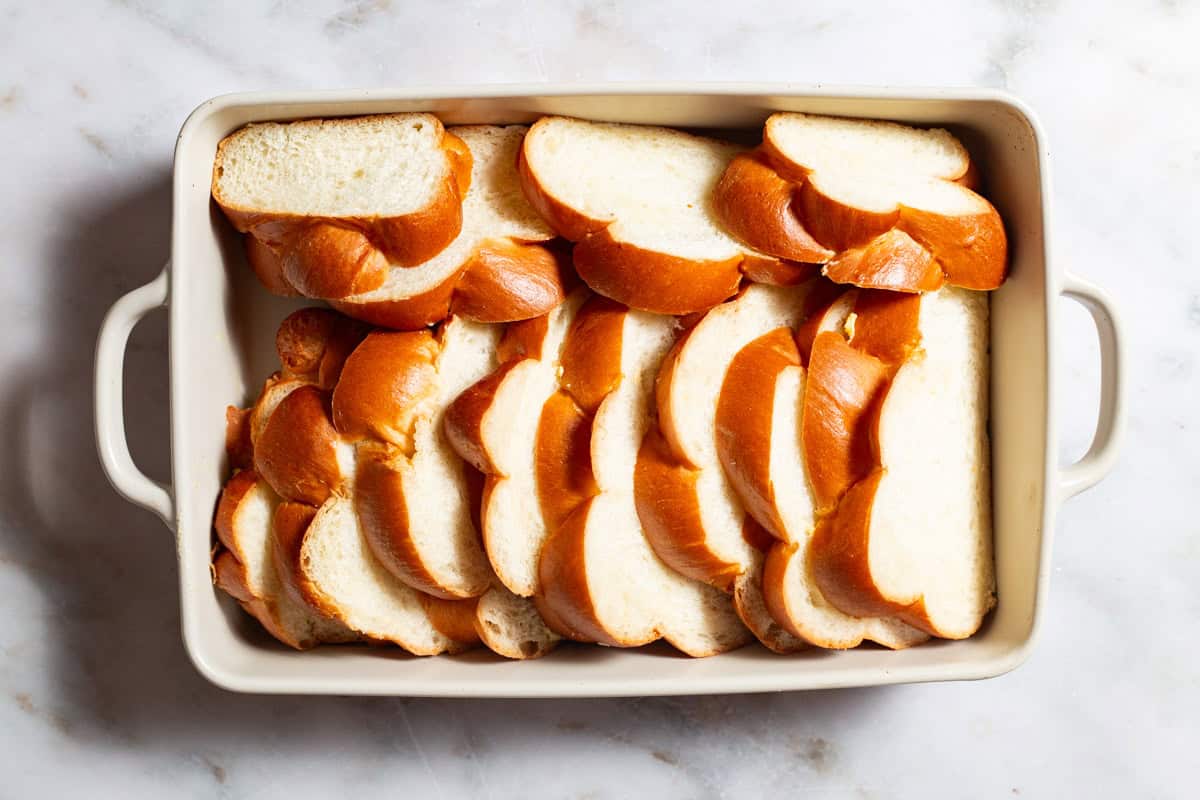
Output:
[[168, 88, 1052, 695]]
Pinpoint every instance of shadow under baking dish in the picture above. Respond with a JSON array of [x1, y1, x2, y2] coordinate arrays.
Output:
[[168, 85, 1055, 696]]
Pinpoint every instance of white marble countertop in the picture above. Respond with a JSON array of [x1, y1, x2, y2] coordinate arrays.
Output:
[[0, 1, 1194, 796]]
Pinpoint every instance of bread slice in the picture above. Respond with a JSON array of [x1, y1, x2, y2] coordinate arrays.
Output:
[[715, 301, 927, 649], [473, 584, 561, 659], [213, 470, 358, 649], [213, 114, 471, 291], [635, 283, 819, 585], [537, 304, 752, 656], [811, 287, 995, 638], [637, 282, 859, 651], [223, 307, 564, 657], [324, 125, 568, 328], [713, 112, 1007, 292], [519, 116, 814, 315], [349, 317, 501, 599], [444, 289, 590, 596], [271, 495, 479, 654]]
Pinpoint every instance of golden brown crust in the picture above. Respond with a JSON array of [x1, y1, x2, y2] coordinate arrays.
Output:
[[801, 289, 943, 637], [212, 549, 255, 605], [534, 391, 598, 535], [800, 331, 888, 513], [822, 228, 942, 293], [270, 501, 326, 615], [714, 328, 800, 541], [793, 282, 853, 366], [329, 273, 461, 331], [275, 308, 369, 389], [559, 296, 626, 412], [713, 151, 834, 263], [633, 428, 742, 591], [572, 228, 743, 315], [225, 407, 254, 471], [519, 123, 797, 315], [809, 470, 897, 621], [214, 116, 468, 275], [899, 203, 1007, 290], [254, 385, 344, 506], [354, 444, 474, 600], [213, 548, 311, 650], [498, 313, 551, 363], [449, 238, 570, 323], [281, 223, 389, 299], [443, 360, 524, 475], [330, 330, 438, 446], [517, 138, 606, 243], [245, 234, 298, 296], [848, 290, 922, 364], [717, 127, 1009, 293], [213, 469, 261, 555], [331, 238, 572, 332], [419, 594, 482, 646], [536, 498, 623, 644]]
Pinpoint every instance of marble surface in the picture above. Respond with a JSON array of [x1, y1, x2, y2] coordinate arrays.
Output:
[[0, 0, 1194, 796]]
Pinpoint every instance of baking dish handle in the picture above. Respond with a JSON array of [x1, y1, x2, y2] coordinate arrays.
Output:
[[94, 264, 175, 528], [1058, 271, 1126, 501]]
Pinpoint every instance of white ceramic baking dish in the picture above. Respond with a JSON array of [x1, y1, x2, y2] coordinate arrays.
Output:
[[94, 84, 1124, 696]]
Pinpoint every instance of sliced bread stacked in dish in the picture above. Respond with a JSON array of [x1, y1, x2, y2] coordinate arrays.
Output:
[[213, 307, 560, 657], [213, 118, 569, 330], [713, 112, 1007, 292], [518, 117, 817, 315], [720, 288, 928, 648], [803, 287, 996, 638], [212, 110, 1007, 659], [446, 290, 751, 656]]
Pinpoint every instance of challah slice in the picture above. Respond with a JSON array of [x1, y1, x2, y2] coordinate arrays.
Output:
[[349, 317, 501, 599], [713, 112, 1007, 292], [634, 283, 819, 586], [537, 306, 752, 656], [271, 495, 479, 654], [213, 114, 470, 291], [811, 287, 995, 639], [333, 125, 569, 329], [213, 470, 357, 649], [221, 306, 563, 657], [518, 116, 814, 315], [473, 584, 561, 659], [716, 314, 926, 649], [444, 288, 590, 596]]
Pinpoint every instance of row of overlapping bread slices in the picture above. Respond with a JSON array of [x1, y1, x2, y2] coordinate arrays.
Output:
[[211, 111, 1003, 657]]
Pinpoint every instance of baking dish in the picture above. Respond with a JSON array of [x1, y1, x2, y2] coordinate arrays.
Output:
[[94, 84, 1124, 696]]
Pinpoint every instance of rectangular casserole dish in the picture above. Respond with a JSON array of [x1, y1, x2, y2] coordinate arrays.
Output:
[[94, 84, 1125, 696]]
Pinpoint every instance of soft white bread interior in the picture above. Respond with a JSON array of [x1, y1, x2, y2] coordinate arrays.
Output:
[[214, 114, 457, 219], [279, 495, 477, 654], [635, 283, 817, 584], [811, 287, 995, 639], [212, 470, 358, 649], [219, 307, 561, 657], [348, 317, 501, 599], [634, 282, 831, 652], [445, 289, 590, 596], [334, 125, 569, 329], [716, 294, 928, 649], [214, 120, 569, 329], [538, 307, 752, 656], [474, 584, 561, 660], [519, 117, 811, 315], [213, 114, 469, 294], [714, 112, 1006, 293]]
